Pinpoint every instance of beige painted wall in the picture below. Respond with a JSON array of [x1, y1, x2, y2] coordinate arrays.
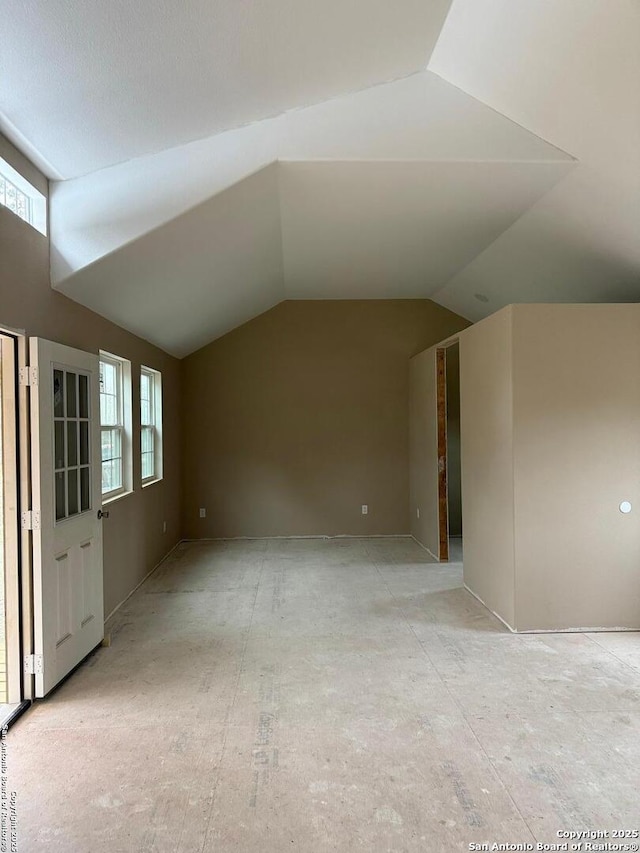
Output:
[[459, 307, 516, 628], [459, 303, 640, 631], [182, 299, 469, 538], [409, 346, 439, 555], [0, 134, 182, 616], [512, 304, 640, 630]]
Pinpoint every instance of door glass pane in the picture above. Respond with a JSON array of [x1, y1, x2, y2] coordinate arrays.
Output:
[[55, 421, 65, 470], [67, 469, 79, 516], [80, 466, 90, 511], [53, 369, 64, 417], [79, 421, 89, 465], [67, 421, 78, 467], [79, 374, 89, 418], [55, 472, 66, 521], [66, 372, 77, 418]]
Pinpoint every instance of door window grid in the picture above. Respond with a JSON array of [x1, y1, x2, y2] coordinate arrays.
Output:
[[53, 368, 91, 522], [99, 357, 124, 497]]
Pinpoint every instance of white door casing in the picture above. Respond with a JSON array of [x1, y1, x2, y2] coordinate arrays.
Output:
[[30, 338, 104, 697]]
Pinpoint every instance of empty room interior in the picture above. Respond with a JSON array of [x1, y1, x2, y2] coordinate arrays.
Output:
[[1, 1, 639, 850]]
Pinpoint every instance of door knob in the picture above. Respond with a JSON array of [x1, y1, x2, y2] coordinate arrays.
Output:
[[97, 509, 110, 520]]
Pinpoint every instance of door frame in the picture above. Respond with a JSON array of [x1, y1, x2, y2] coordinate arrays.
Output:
[[436, 336, 462, 563], [0, 325, 33, 705]]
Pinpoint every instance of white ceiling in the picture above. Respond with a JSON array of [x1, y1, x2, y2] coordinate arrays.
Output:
[[58, 166, 285, 357], [279, 160, 573, 300], [0, 0, 452, 178], [2, 0, 638, 355], [428, 0, 640, 321]]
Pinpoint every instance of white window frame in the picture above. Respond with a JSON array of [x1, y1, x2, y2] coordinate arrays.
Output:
[[140, 366, 163, 486], [0, 157, 47, 236], [99, 352, 132, 502]]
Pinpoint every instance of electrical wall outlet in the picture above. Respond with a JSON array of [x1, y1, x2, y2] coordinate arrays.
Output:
[[416, 507, 420, 519], [361, 504, 368, 515], [199, 508, 206, 518]]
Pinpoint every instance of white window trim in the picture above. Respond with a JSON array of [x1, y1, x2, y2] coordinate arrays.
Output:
[[0, 156, 47, 236], [141, 365, 163, 487], [99, 351, 133, 503]]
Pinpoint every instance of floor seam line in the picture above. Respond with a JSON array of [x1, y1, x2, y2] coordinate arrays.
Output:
[[583, 633, 640, 676]]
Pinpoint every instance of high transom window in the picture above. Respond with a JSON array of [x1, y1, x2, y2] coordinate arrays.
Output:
[[0, 157, 47, 235]]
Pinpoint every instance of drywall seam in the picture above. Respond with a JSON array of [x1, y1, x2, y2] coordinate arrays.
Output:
[[103, 539, 182, 622]]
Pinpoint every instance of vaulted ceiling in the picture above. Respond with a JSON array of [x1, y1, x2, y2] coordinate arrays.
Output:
[[1, 0, 638, 356]]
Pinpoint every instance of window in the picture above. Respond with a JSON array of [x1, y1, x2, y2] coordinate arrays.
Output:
[[140, 366, 162, 485], [99, 353, 132, 500], [0, 157, 47, 235]]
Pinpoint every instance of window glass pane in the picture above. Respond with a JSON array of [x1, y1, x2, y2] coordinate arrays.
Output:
[[5, 182, 16, 213], [53, 369, 64, 418], [79, 375, 89, 419], [100, 362, 116, 396], [102, 458, 123, 494], [55, 421, 65, 470], [55, 471, 66, 521], [101, 428, 122, 462], [80, 421, 89, 465], [80, 466, 90, 511], [140, 372, 150, 401], [141, 426, 154, 454], [67, 469, 79, 516], [100, 392, 117, 426], [141, 452, 154, 480], [140, 398, 151, 426], [111, 458, 122, 491], [100, 361, 120, 427], [67, 421, 78, 467], [101, 428, 123, 493], [101, 460, 112, 494], [66, 372, 77, 418]]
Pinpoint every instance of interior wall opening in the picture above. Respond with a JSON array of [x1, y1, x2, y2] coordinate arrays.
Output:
[[445, 342, 462, 563]]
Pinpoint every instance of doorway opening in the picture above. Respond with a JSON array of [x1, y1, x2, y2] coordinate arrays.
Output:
[[436, 341, 462, 563]]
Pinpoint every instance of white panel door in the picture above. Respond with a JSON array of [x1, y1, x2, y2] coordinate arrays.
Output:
[[30, 339, 104, 697]]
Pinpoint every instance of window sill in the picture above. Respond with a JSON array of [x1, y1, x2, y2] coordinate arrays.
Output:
[[102, 489, 134, 506], [142, 477, 163, 489]]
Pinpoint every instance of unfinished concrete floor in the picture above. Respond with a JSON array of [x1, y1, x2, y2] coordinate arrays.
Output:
[[8, 537, 640, 852]]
